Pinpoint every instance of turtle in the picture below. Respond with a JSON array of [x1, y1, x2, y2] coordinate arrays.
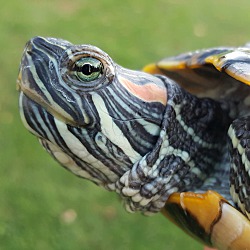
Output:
[[17, 36, 250, 250]]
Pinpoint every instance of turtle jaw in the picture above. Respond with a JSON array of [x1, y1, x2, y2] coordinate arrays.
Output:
[[17, 63, 73, 130], [17, 70, 80, 128]]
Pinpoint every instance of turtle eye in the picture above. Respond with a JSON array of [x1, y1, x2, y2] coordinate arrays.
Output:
[[74, 57, 103, 82]]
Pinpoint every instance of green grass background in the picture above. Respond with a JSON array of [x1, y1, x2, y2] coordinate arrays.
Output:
[[1, 1, 250, 249]]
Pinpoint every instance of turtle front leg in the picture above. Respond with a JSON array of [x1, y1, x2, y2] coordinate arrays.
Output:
[[228, 116, 250, 219]]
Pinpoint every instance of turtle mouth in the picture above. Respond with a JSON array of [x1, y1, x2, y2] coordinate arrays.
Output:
[[17, 71, 81, 127]]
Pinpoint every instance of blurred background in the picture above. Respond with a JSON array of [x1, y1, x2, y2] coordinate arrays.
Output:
[[1, 0, 250, 249]]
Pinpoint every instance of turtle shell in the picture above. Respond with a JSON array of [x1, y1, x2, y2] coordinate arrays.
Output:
[[143, 47, 250, 98]]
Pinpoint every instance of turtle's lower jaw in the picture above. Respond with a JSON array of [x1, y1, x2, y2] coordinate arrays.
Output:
[[19, 90, 81, 130]]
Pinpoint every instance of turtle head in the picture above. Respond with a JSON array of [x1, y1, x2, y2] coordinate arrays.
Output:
[[18, 36, 167, 188], [18, 37, 230, 214]]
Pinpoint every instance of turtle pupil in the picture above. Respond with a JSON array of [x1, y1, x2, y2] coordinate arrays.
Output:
[[81, 64, 96, 75]]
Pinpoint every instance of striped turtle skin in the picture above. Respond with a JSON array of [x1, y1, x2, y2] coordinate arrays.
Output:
[[17, 37, 250, 249]]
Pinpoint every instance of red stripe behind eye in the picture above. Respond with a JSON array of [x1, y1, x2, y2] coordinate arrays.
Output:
[[119, 77, 167, 105]]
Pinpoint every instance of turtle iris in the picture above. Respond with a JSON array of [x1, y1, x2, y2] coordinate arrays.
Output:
[[74, 57, 103, 82]]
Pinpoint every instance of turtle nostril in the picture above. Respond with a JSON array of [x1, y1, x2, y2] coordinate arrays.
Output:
[[24, 40, 33, 55], [26, 48, 32, 55]]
